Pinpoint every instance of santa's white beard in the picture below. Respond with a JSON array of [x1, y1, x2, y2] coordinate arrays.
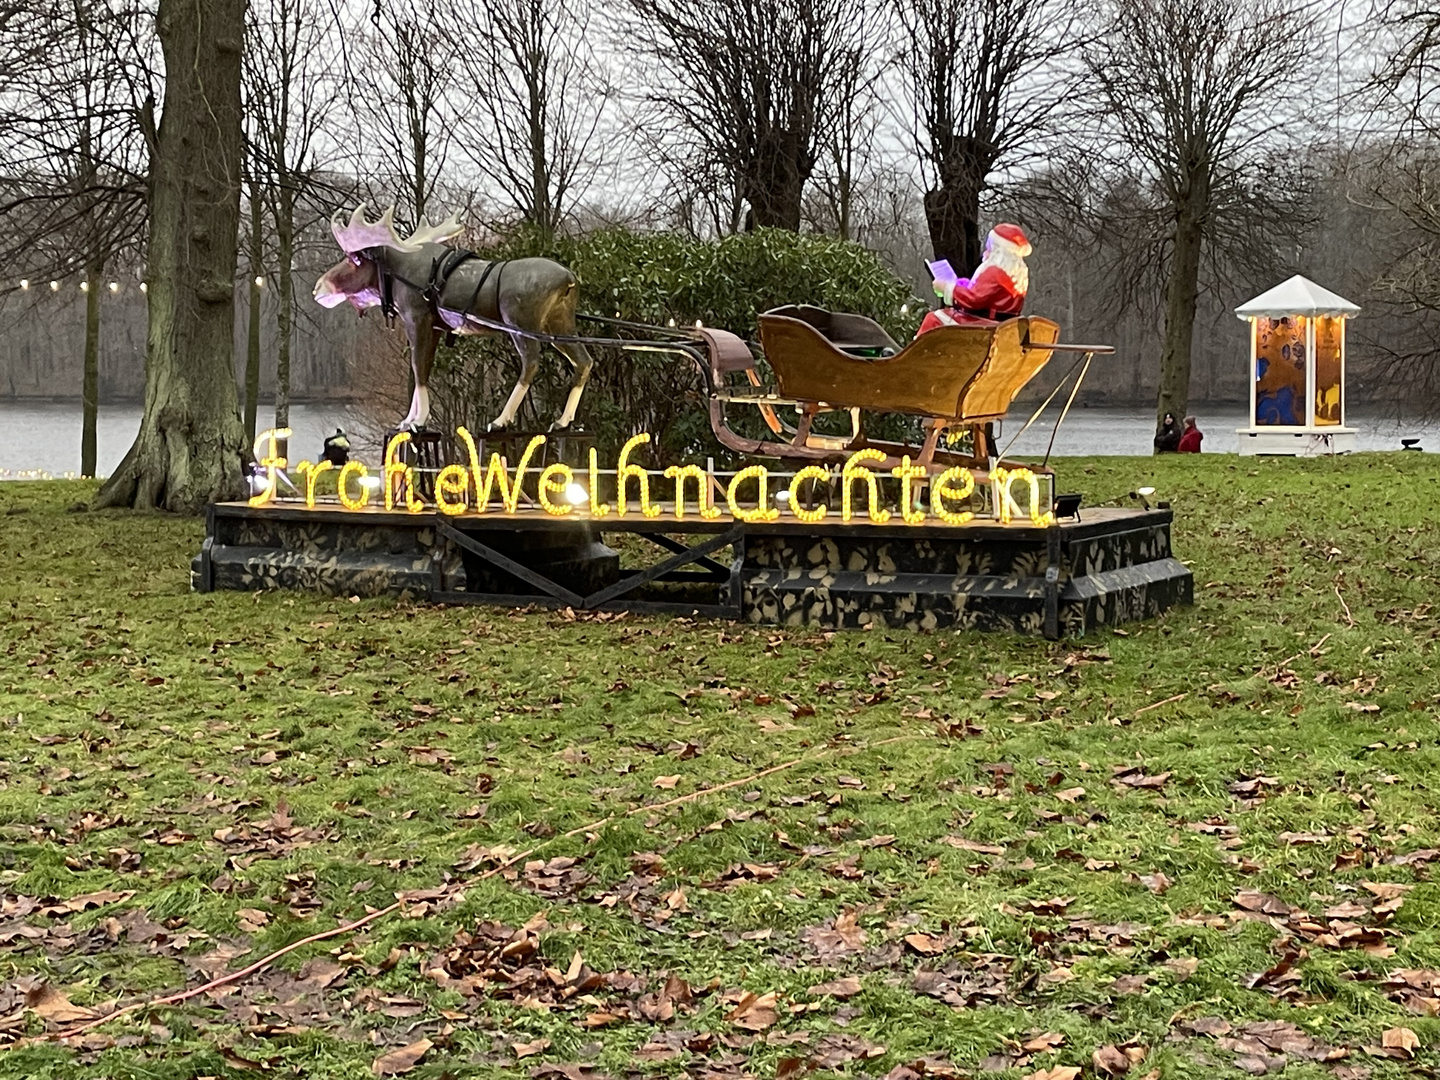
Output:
[[979, 241, 1029, 294]]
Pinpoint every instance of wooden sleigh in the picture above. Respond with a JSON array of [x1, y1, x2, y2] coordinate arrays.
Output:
[[698, 305, 1100, 477]]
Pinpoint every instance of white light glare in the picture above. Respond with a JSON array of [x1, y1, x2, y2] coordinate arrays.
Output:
[[80, 281, 89, 292], [564, 482, 588, 506], [254, 275, 265, 288], [19, 279, 28, 290], [139, 282, 148, 293], [108, 281, 118, 293], [49, 281, 59, 291]]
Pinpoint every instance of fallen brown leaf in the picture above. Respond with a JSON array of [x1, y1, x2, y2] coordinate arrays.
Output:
[[236, 907, 270, 932], [726, 990, 780, 1031], [1164, 957, 1199, 982], [513, 1038, 552, 1059], [1139, 872, 1172, 894], [903, 932, 950, 956], [372, 1038, 432, 1075], [25, 982, 97, 1024], [1022, 1032, 1067, 1052], [1382, 1026, 1420, 1057], [653, 775, 680, 790], [1022, 1068, 1081, 1080], [1362, 881, 1414, 901], [808, 975, 862, 998], [1092, 1044, 1137, 1076], [942, 836, 1005, 855], [1054, 787, 1086, 803]]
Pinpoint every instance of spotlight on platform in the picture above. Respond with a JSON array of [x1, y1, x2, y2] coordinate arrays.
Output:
[[1053, 493, 1082, 521]]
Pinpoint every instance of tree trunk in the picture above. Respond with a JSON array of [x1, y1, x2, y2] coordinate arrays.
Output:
[[244, 184, 262, 443], [81, 259, 101, 477], [923, 183, 982, 275], [275, 183, 294, 430], [923, 138, 994, 273], [742, 143, 807, 231], [1155, 211, 1204, 433], [95, 0, 248, 513]]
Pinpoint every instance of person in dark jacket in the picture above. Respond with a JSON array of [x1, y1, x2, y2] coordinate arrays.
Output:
[[322, 429, 351, 467], [1178, 416, 1203, 453], [1153, 412, 1181, 453]]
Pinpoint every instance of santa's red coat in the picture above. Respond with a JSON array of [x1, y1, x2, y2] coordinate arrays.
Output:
[[917, 264, 1025, 335]]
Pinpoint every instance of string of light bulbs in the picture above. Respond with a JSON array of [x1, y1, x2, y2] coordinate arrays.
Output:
[[12, 276, 266, 294]]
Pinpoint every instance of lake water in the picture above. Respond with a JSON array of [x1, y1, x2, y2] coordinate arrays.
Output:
[[1, 400, 1436, 478], [0, 401, 363, 479]]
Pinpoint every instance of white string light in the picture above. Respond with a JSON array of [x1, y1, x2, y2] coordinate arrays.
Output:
[[79, 281, 89, 293], [49, 281, 58, 291], [19, 279, 28, 290], [254, 275, 265, 288], [108, 281, 118, 293], [139, 282, 148, 293]]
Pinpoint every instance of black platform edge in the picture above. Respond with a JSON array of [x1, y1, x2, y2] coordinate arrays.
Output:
[[193, 503, 1192, 637]]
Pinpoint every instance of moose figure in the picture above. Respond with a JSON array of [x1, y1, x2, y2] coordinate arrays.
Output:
[[313, 204, 596, 432]]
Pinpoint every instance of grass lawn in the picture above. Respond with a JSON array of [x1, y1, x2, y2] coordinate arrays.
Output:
[[1, 453, 1439, 1080]]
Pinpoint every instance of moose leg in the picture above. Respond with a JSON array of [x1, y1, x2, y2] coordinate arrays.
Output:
[[402, 321, 441, 431], [550, 342, 596, 431], [489, 333, 542, 431]]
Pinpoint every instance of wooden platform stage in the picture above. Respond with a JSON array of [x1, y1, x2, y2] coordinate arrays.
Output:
[[193, 503, 1192, 637]]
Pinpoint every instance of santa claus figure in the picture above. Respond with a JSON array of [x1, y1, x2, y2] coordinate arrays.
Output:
[[916, 223, 1031, 336]]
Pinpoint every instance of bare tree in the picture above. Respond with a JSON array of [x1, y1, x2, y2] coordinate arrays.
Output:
[[893, 0, 1076, 273], [619, 0, 865, 232], [344, 0, 458, 223], [0, 0, 151, 475], [448, 0, 609, 235], [1084, 0, 1321, 428], [1355, 1, 1440, 409], [809, 12, 890, 242], [97, 0, 249, 511], [241, 170, 265, 442], [245, 0, 341, 430]]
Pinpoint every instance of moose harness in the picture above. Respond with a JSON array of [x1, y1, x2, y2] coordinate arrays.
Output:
[[366, 246, 509, 344]]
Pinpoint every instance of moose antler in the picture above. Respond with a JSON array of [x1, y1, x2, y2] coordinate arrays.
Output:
[[331, 204, 405, 253], [330, 203, 464, 254], [403, 209, 465, 248]]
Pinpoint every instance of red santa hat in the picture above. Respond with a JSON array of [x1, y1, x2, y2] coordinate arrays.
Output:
[[990, 223, 1032, 256]]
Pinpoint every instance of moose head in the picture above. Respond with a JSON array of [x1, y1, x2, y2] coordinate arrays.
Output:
[[313, 204, 465, 312]]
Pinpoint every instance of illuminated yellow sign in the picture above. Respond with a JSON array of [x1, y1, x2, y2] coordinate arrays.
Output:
[[251, 429, 1055, 527]]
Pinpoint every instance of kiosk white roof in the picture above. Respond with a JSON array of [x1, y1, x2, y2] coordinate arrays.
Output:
[[1234, 275, 1360, 320]]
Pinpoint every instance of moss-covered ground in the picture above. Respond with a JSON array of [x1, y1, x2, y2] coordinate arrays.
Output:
[[1, 454, 1438, 1079]]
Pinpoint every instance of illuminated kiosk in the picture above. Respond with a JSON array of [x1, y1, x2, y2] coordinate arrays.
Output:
[[1235, 275, 1359, 456]]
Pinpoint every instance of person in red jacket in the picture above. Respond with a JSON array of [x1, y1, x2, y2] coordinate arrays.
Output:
[[916, 223, 1031, 335], [1177, 416, 1203, 453]]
